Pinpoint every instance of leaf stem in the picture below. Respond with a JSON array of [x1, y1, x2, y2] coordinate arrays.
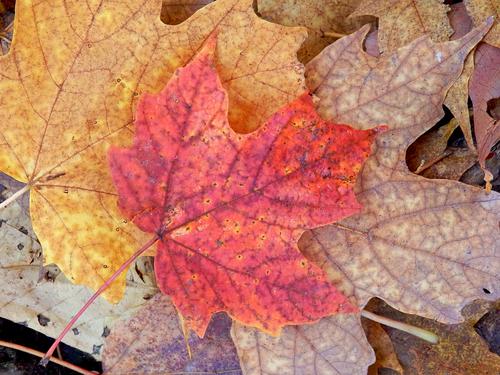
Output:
[[40, 235, 159, 366], [361, 310, 439, 344], [0, 339, 97, 375], [0, 183, 30, 210], [323, 31, 347, 39]]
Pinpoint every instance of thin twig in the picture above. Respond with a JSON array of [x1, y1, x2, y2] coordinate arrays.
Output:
[[0, 339, 97, 375], [0, 184, 30, 210], [361, 310, 439, 343], [40, 235, 159, 365]]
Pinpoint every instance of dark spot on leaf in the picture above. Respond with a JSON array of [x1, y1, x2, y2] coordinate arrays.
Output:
[[37, 314, 50, 327], [17, 243, 24, 250], [72, 328, 80, 335], [102, 326, 110, 338], [483, 288, 491, 294], [92, 344, 103, 355], [18, 226, 28, 235]]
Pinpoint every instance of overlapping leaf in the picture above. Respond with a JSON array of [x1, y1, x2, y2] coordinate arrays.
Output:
[[103, 295, 242, 374], [230, 23, 497, 375], [0, 173, 157, 356], [231, 315, 374, 375], [304, 21, 498, 322], [0, 0, 307, 301], [257, 0, 374, 62], [109, 36, 383, 336]]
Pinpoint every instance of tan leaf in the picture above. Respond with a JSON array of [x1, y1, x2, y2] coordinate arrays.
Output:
[[304, 22, 499, 323], [102, 294, 241, 374], [465, 0, 500, 48], [0, 173, 157, 357], [231, 314, 374, 375], [257, 0, 375, 62], [354, 1, 477, 150], [0, 0, 306, 301], [351, 0, 452, 54], [160, 0, 214, 25]]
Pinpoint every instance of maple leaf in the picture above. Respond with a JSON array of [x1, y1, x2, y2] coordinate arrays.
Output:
[[305, 21, 498, 322], [0, 0, 307, 301], [231, 21, 497, 375], [108, 36, 382, 336], [469, 42, 500, 190], [231, 314, 374, 375], [102, 294, 241, 374], [256, 0, 374, 63], [0, 175, 156, 356], [353, 1, 478, 151]]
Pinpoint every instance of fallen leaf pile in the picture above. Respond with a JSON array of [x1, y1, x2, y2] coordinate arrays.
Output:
[[0, 1, 498, 374]]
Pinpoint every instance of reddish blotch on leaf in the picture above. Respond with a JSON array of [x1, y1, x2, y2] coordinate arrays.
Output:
[[108, 36, 385, 337]]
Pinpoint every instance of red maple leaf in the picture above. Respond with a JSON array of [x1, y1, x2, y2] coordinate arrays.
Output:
[[108, 36, 383, 336]]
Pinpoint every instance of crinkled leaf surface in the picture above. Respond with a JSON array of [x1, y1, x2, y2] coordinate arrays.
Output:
[[0, 0, 307, 301], [231, 314, 374, 375], [470, 42, 500, 188], [109, 37, 382, 336], [102, 294, 242, 374], [0, 173, 157, 357], [304, 22, 499, 323], [257, 0, 374, 63]]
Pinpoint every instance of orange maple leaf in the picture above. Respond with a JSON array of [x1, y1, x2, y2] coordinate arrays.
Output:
[[108, 37, 383, 336]]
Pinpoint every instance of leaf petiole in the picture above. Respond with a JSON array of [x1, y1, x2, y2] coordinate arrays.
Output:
[[361, 310, 439, 344], [0, 339, 96, 375], [40, 235, 159, 366], [0, 183, 30, 210]]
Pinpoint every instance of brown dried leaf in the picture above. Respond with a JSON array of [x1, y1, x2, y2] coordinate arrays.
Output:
[[368, 299, 500, 375], [160, 0, 214, 25], [363, 320, 403, 375], [445, 2, 476, 149], [0, 173, 157, 357], [406, 119, 459, 174], [351, 0, 452, 54], [420, 147, 478, 181], [465, 0, 500, 48], [304, 22, 499, 323], [102, 294, 242, 374], [257, 0, 375, 62], [470, 42, 500, 189], [231, 314, 374, 375]]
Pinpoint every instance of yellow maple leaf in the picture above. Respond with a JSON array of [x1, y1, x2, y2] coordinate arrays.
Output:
[[0, 0, 306, 302]]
